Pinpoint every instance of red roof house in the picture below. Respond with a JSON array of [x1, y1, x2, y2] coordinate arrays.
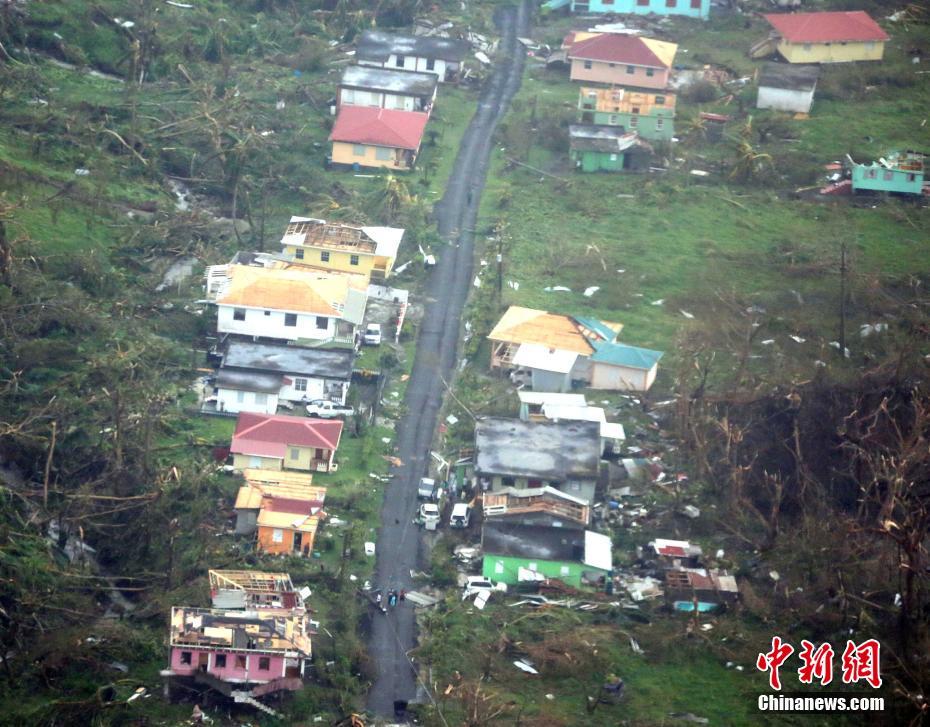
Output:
[[761, 12, 888, 64], [231, 413, 343, 473], [329, 106, 429, 171], [566, 34, 677, 90]]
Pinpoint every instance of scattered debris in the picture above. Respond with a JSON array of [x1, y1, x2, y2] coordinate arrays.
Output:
[[789, 335, 806, 343], [513, 660, 539, 675], [584, 286, 600, 297], [679, 309, 694, 319]]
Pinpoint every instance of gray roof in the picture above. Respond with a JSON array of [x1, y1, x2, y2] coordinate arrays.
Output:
[[569, 124, 638, 153], [474, 417, 601, 481], [482, 521, 585, 563], [356, 30, 469, 63], [758, 63, 819, 92], [223, 341, 354, 380], [216, 369, 282, 394], [340, 66, 438, 97]]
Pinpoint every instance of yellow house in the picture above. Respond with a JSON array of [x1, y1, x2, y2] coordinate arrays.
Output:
[[761, 11, 888, 64], [279, 216, 404, 281], [230, 413, 343, 474], [329, 106, 428, 171]]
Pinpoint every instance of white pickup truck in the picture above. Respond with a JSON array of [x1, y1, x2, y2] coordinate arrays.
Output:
[[305, 400, 355, 419]]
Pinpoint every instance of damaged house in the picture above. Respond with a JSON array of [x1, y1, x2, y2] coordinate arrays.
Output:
[[355, 30, 469, 82], [518, 391, 625, 456], [569, 124, 652, 173], [569, 0, 709, 21], [850, 151, 926, 196], [578, 85, 676, 142], [338, 65, 438, 114]]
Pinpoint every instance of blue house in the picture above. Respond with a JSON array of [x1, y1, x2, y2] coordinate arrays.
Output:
[[570, 0, 709, 21]]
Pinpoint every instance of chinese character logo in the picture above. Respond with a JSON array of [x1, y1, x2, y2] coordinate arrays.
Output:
[[756, 636, 795, 691], [841, 639, 882, 688], [798, 640, 834, 686], [756, 637, 882, 690]]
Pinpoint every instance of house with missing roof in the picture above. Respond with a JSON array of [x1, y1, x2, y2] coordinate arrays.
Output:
[[482, 521, 612, 588], [488, 305, 664, 392], [165, 570, 311, 713], [329, 106, 429, 171], [483, 486, 591, 528], [578, 85, 675, 141], [213, 340, 354, 416], [279, 216, 404, 281], [355, 30, 469, 82], [569, 124, 652, 173], [569, 0, 709, 20], [338, 65, 438, 114], [230, 413, 343, 473], [474, 417, 602, 506], [567, 34, 676, 90], [756, 63, 819, 114], [753, 11, 888, 64], [212, 265, 366, 345], [850, 151, 926, 196], [517, 391, 625, 456]]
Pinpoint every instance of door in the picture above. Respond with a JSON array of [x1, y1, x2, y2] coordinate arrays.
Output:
[[198, 652, 209, 672], [293, 531, 303, 552]]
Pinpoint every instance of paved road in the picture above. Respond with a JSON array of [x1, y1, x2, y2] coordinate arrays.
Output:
[[365, 1, 530, 716]]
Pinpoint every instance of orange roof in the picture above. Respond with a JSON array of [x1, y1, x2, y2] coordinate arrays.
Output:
[[234, 481, 328, 510], [487, 306, 598, 355], [217, 265, 350, 315]]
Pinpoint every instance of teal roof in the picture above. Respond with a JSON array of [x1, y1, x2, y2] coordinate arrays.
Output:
[[590, 340, 664, 370], [574, 316, 619, 343]]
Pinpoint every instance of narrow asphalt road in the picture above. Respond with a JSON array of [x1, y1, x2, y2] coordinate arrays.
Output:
[[365, 1, 530, 716]]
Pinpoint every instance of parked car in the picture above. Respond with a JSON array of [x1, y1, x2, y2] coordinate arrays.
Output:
[[305, 400, 355, 418], [363, 323, 382, 345], [418, 502, 441, 530], [449, 503, 471, 529], [462, 576, 508, 599], [417, 477, 440, 500]]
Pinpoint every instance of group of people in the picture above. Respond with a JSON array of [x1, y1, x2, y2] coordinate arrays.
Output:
[[374, 588, 406, 613]]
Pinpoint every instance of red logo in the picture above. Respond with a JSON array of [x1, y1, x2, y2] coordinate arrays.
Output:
[[756, 637, 795, 691], [756, 638, 881, 689]]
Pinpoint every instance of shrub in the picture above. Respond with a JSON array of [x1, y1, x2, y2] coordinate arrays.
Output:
[[680, 80, 718, 104]]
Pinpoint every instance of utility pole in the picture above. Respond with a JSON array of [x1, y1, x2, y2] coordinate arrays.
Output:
[[839, 239, 848, 355]]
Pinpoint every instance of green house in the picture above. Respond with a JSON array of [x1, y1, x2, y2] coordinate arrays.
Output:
[[850, 151, 925, 195], [578, 86, 676, 142], [569, 124, 651, 173], [481, 521, 613, 588]]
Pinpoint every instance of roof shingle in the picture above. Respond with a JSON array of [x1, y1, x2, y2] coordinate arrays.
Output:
[[763, 11, 888, 44]]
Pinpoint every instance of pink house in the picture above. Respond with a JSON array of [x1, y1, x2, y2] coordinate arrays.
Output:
[[567, 34, 677, 91]]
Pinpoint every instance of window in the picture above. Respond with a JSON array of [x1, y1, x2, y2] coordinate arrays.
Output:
[[865, 41, 875, 50], [215, 654, 227, 668], [236, 655, 247, 669], [608, 62, 616, 68], [426, 58, 435, 71], [395, 54, 405, 67], [883, 171, 894, 181], [284, 313, 297, 327], [803, 43, 812, 51], [259, 657, 270, 671], [255, 393, 267, 406], [631, 106, 640, 114], [321, 250, 330, 262], [656, 117, 665, 130], [294, 378, 308, 392], [691, 0, 701, 7], [637, 0, 648, 5], [666, 0, 676, 6], [866, 169, 877, 179], [314, 448, 325, 460], [249, 456, 262, 468], [646, 68, 655, 77], [264, 310, 271, 316], [353, 144, 366, 157], [375, 147, 393, 161], [502, 476, 516, 487], [233, 308, 246, 322], [290, 447, 300, 461], [315, 316, 328, 329], [603, 0, 613, 4], [180, 652, 192, 665], [609, 153, 618, 161], [528, 562, 537, 571], [560, 566, 571, 576], [907, 173, 917, 182], [237, 390, 246, 403], [626, 65, 635, 74], [583, 60, 593, 70], [655, 95, 666, 105], [608, 114, 618, 125], [629, 116, 639, 128], [272, 529, 283, 543], [295, 248, 304, 260], [349, 254, 360, 266], [527, 478, 543, 488], [494, 561, 504, 574]]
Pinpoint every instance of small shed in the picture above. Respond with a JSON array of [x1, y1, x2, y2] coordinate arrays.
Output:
[[756, 63, 819, 114], [569, 125, 650, 173]]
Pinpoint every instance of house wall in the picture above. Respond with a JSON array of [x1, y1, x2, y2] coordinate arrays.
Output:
[[756, 86, 814, 114], [571, 149, 626, 173], [217, 305, 336, 342], [777, 39, 884, 64], [359, 55, 456, 82], [590, 110, 674, 140], [570, 59, 669, 89], [331, 141, 413, 171], [278, 375, 329, 404], [258, 526, 316, 555], [283, 243, 377, 277], [486, 475, 596, 505], [232, 454, 284, 472], [530, 368, 572, 393], [852, 165, 924, 195], [570, 0, 709, 19], [338, 87, 426, 112], [235, 508, 258, 535], [216, 387, 280, 415], [589, 361, 656, 391], [170, 647, 286, 683], [483, 554, 608, 588]]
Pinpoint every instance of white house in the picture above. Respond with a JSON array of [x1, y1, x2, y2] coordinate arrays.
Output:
[[213, 341, 355, 415], [212, 265, 366, 344], [338, 66, 438, 113], [756, 63, 819, 114], [517, 391, 625, 455], [356, 31, 469, 83]]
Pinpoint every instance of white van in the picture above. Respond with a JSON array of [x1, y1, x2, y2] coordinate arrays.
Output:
[[449, 503, 471, 529]]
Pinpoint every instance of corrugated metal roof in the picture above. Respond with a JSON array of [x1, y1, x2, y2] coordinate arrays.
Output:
[[589, 340, 664, 370], [763, 11, 888, 44]]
